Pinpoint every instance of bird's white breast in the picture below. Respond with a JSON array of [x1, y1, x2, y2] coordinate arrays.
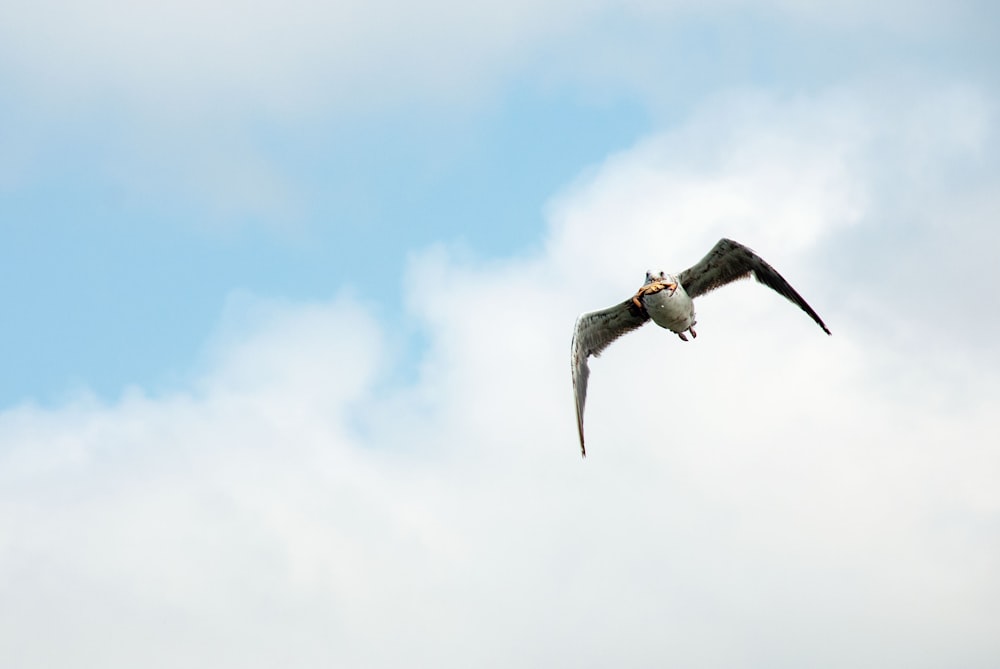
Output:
[[643, 285, 695, 333]]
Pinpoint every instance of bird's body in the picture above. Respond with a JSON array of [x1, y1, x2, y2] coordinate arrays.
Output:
[[641, 274, 695, 334], [571, 238, 831, 457]]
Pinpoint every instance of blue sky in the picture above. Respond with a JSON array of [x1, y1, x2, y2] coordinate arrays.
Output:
[[2, 2, 1000, 667], [1, 80, 649, 403], [4, 0, 995, 406]]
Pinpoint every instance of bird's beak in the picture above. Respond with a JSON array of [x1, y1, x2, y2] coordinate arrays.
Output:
[[665, 282, 677, 292]]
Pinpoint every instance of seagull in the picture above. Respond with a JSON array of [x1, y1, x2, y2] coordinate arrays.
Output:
[[571, 238, 831, 457]]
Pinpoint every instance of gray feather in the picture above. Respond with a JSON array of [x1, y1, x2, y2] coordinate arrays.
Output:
[[571, 299, 650, 456], [678, 238, 831, 335]]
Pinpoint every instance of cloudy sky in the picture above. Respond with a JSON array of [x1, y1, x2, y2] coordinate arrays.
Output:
[[2, 1, 999, 667]]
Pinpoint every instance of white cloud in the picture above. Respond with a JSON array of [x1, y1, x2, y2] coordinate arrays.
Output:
[[0, 0, 592, 117], [0, 0, 986, 118], [2, 0, 990, 223], [2, 84, 999, 667]]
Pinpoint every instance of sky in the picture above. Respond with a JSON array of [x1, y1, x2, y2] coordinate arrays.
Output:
[[1, 1, 999, 667]]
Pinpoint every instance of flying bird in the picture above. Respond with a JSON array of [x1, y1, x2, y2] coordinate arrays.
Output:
[[571, 238, 831, 457]]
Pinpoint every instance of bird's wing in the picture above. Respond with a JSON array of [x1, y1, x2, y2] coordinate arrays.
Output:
[[571, 298, 650, 457], [678, 238, 832, 335]]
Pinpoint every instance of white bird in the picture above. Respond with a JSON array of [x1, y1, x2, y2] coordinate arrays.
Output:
[[571, 238, 831, 456]]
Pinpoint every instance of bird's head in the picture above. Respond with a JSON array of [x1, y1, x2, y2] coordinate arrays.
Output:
[[644, 270, 663, 284], [644, 270, 678, 293]]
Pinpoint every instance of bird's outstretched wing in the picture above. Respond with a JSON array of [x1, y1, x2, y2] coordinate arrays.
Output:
[[571, 298, 650, 457], [678, 238, 832, 335]]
